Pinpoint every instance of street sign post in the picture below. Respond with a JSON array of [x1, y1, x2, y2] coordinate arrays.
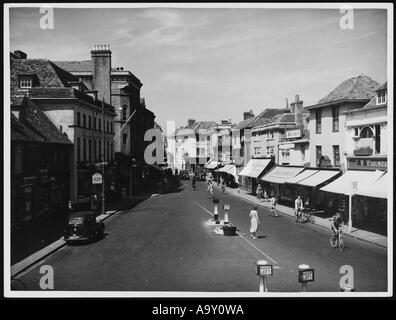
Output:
[[92, 173, 103, 184], [298, 264, 314, 292], [255, 260, 272, 292]]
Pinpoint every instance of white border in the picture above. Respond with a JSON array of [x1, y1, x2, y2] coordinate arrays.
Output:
[[3, 2, 393, 298]]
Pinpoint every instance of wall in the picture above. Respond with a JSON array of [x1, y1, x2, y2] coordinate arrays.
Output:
[[308, 103, 362, 169]]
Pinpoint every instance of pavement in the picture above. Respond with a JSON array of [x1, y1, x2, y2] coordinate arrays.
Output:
[[9, 180, 388, 292], [216, 185, 388, 248], [11, 195, 157, 278]]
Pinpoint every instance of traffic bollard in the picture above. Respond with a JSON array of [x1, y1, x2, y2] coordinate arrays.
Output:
[[213, 198, 219, 223], [255, 260, 273, 293], [223, 204, 230, 224], [298, 264, 314, 292]]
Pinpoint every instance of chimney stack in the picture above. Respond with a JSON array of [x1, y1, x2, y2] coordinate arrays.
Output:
[[91, 45, 112, 105], [188, 118, 196, 127], [243, 110, 255, 120], [290, 94, 304, 129]]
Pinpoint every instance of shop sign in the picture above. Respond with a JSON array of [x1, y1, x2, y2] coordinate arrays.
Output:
[[279, 144, 295, 150], [347, 157, 387, 171], [92, 173, 103, 184], [286, 129, 301, 139]]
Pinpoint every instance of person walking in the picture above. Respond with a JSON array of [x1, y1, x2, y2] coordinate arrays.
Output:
[[249, 206, 260, 239], [270, 195, 278, 217], [263, 189, 268, 202], [294, 195, 304, 221], [256, 184, 263, 200], [192, 175, 197, 190], [207, 181, 214, 198]]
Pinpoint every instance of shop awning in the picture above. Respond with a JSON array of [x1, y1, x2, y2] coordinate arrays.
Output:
[[285, 169, 318, 184], [206, 160, 220, 169], [297, 170, 341, 187], [355, 172, 387, 199], [320, 170, 384, 196], [218, 164, 233, 173], [238, 159, 272, 178], [261, 166, 304, 184]]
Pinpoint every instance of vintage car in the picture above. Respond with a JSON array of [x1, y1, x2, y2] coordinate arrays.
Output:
[[195, 168, 206, 181], [64, 211, 105, 243], [180, 170, 190, 180]]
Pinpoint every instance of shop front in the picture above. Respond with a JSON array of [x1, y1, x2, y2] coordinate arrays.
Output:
[[320, 169, 385, 234], [260, 165, 304, 204], [238, 158, 273, 193]]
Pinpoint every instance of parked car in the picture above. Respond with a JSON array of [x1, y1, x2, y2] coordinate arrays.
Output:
[[64, 211, 105, 243], [180, 170, 190, 180], [195, 169, 206, 181]]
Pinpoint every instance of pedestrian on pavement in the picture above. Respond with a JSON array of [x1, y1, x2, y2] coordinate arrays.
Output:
[[270, 195, 278, 217], [256, 184, 263, 200], [249, 206, 260, 239], [192, 175, 197, 190], [294, 195, 304, 220], [207, 181, 214, 198], [263, 189, 268, 202]]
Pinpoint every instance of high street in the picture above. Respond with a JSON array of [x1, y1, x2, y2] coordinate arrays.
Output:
[[14, 181, 387, 292]]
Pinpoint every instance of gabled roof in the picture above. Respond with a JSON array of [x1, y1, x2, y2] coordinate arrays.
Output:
[[11, 113, 43, 142], [10, 58, 80, 92], [234, 108, 290, 130], [375, 81, 387, 92], [306, 74, 380, 109], [12, 97, 72, 144]]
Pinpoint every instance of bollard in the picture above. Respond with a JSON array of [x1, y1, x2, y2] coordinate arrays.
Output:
[[213, 198, 219, 223], [255, 260, 273, 292], [223, 204, 230, 225], [298, 264, 314, 292]]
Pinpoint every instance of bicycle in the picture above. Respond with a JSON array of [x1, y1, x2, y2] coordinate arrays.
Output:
[[330, 226, 345, 251]]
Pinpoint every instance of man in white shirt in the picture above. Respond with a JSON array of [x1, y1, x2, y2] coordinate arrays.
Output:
[[295, 195, 304, 221]]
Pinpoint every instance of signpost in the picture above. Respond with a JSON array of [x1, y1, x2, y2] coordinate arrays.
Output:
[[298, 264, 314, 292], [255, 260, 273, 292], [92, 173, 103, 184]]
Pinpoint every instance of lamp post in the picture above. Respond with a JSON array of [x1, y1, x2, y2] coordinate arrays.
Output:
[[101, 99, 105, 216]]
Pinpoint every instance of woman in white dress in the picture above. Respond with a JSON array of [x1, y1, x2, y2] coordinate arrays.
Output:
[[249, 206, 260, 239]]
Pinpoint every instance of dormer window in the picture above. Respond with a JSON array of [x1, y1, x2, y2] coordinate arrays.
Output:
[[19, 76, 33, 88], [377, 91, 386, 105]]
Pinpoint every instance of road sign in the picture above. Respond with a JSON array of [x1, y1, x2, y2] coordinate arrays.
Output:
[[92, 173, 103, 184], [298, 268, 314, 282], [223, 204, 230, 211], [256, 264, 273, 276]]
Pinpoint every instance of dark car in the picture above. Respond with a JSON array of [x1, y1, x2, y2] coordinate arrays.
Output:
[[195, 169, 206, 181], [180, 170, 190, 180], [64, 211, 105, 243]]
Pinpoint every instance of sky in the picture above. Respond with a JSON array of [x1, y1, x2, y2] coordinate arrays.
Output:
[[9, 6, 388, 130]]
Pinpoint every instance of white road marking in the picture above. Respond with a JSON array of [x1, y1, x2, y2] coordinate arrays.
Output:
[[196, 202, 279, 265]]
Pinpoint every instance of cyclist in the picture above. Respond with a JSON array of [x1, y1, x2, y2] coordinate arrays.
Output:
[[330, 212, 343, 238], [294, 195, 303, 222]]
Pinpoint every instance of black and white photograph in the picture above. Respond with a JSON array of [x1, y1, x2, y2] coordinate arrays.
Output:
[[3, 3, 393, 299]]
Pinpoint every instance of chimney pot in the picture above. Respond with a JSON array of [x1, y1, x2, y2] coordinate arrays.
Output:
[[295, 94, 299, 102]]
